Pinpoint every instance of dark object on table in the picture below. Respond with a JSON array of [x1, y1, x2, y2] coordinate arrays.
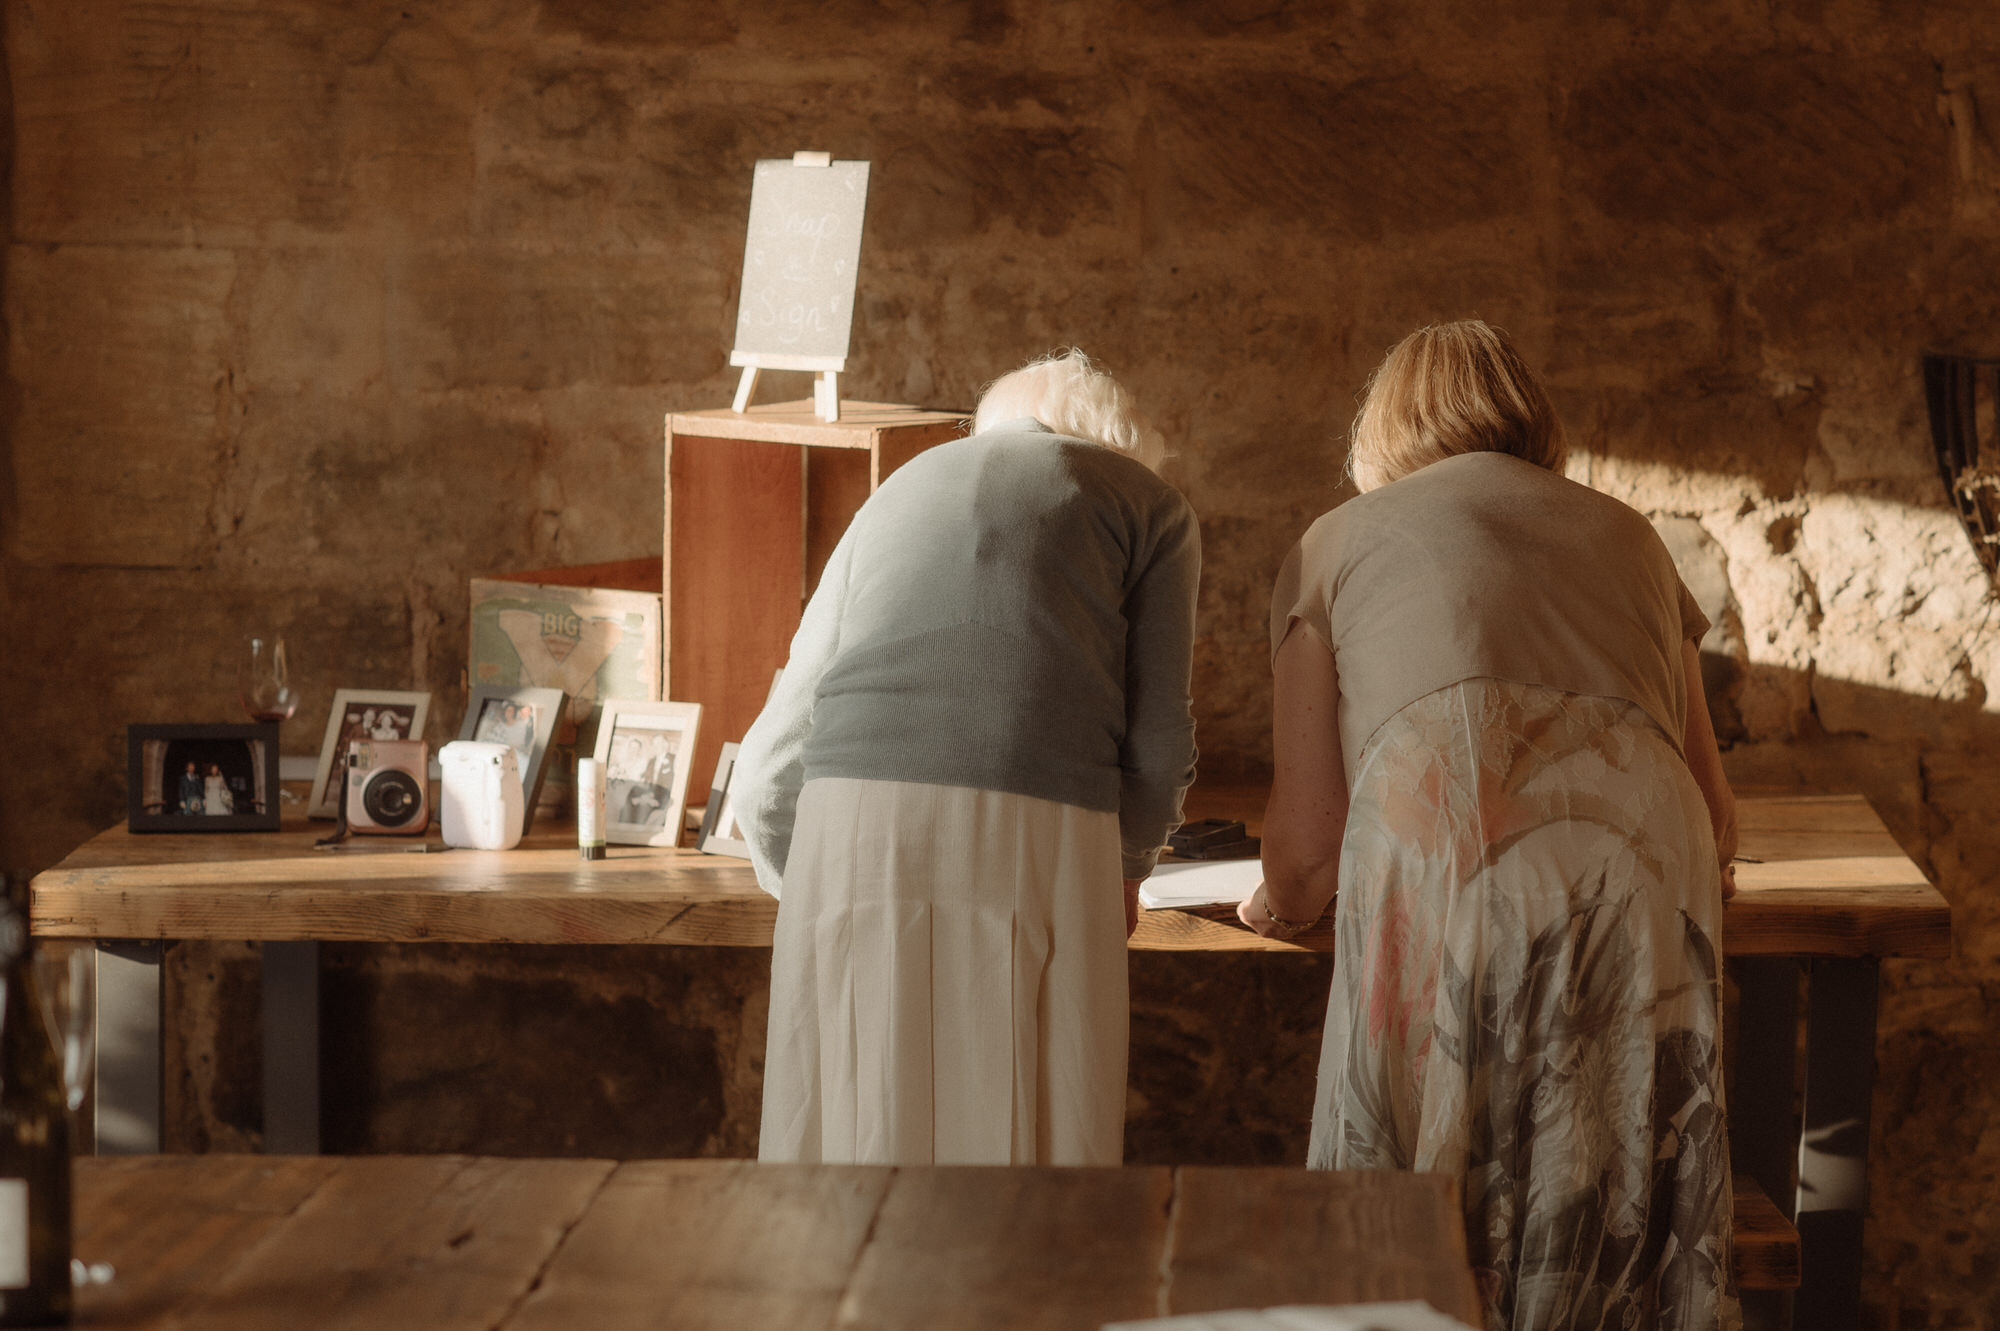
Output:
[[127, 723, 281, 833], [1169, 818, 1244, 851], [1922, 351, 2000, 585], [1168, 818, 1262, 860]]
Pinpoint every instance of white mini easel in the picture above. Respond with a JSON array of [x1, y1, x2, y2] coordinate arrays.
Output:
[[731, 150, 846, 423], [730, 354, 843, 422]]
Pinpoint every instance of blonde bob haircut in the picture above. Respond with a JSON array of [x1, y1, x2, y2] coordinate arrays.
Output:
[[1346, 320, 1567, 492], [973, 348, 1166, 471]]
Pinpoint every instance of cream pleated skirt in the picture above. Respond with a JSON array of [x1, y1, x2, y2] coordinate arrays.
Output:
[[758, 777, 1128, 1166]]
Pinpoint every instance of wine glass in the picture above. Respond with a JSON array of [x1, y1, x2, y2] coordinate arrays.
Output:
[[31, 945, 113, 1288], [31, 944, 92, 1124], [239, 636, 298, 724]]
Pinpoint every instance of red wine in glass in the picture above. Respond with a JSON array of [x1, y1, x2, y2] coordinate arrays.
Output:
[[240, 636, 299, 723]]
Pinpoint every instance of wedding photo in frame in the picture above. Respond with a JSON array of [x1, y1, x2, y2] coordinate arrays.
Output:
[[696, 741, 750, 858], [308, 689, 432, 819], [593, 699, 703, 848], [458, 684, 565, 829], [128, 723, 281, 833]]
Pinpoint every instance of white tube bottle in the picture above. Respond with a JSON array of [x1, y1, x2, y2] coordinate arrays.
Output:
[[577, 757, 607, 861]]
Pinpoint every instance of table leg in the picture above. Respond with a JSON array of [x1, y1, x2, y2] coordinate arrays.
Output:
[[1729, 957, 1800, 1331], [93, 942, 162, 1155], [261, 940, 320, 1154], [1793, 957, 1878, 1331]]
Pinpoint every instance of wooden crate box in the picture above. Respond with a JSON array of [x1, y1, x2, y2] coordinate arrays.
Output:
[[664, 400, 967, 795]]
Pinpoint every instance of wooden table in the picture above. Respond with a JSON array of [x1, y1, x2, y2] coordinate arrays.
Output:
[[33, 792, 1949, 1330], [73, 1154, 1485, 1329], [29, 794, 1947, 958]]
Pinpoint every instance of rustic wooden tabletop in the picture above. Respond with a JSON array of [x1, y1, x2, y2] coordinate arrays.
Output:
[[30, 792, 1950, 960]]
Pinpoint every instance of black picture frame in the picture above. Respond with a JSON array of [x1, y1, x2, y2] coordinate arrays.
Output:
[[127, 723, 282, 833]]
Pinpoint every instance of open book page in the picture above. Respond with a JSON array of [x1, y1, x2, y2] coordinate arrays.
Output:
[[1103, 1301, 1479, 1331], [1137, 857, 1264, 910]]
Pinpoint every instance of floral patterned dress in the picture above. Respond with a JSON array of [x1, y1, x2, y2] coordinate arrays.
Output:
[[1308, 678, 1739, 1331]]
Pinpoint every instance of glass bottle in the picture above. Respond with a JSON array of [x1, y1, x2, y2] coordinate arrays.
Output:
[[0, 898, 69, 1327]]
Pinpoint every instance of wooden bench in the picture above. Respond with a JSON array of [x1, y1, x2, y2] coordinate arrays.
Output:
[[1733, 1174, 1802, 1290]]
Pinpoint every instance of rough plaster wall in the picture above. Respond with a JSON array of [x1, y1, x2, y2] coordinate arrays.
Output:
[[4, 2, 2000, 1324]]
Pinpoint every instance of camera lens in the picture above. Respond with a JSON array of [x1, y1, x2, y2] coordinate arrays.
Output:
[[361, 768, 423, 828]]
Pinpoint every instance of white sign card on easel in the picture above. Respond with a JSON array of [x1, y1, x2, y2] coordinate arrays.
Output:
[[729, 151, 871, 422]]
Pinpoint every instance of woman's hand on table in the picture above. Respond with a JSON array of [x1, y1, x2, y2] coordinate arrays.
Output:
[[1715, 798, 1740, 901], [1237, 884, 1272, 935], [1238, 882, 1315, 941], [1124, 878, 1142, 939]]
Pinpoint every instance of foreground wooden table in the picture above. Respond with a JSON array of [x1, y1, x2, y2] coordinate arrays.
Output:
[[74, 1155, 1484, 1329], [33, 791, 1947, 1331]]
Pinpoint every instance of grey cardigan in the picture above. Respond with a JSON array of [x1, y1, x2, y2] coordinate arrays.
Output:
[[733, 419, 1201, 894]]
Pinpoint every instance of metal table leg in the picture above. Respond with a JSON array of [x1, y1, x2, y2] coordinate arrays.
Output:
[[261, 940, 321, 1154], [1794, 957, 1878, 1331], [94, 942, 163, 1155]]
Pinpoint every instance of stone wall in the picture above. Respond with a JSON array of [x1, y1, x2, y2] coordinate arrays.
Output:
[[5, 2, 1999, 1324]]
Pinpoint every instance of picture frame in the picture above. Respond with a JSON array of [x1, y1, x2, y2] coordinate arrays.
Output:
[[468, 573, 662, 756], [308, 689, 433, 820], [128, 723, 281, 833], [592, 699, 703, 848], [696, 741, 750, 859], [458, 685, 566, 830]]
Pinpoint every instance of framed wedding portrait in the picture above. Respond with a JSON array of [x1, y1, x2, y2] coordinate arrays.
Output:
[[128, 723, 282, 833], [309, 689, 432, 819], [593, 699, 703, 848], [458, 684, 565, 828]]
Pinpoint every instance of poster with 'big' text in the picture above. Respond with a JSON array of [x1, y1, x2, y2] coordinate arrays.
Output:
[[731, 156, 870, 368]]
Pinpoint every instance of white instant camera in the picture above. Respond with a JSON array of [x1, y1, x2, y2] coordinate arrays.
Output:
[[344, 739, 431, 835], [438, 740, 525, 851]]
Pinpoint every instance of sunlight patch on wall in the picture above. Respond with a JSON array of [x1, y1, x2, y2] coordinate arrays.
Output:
[[1572, 452, 2000, 722]]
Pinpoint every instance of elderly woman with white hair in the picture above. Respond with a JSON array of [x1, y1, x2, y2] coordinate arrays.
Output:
[[1249, 320, 1740, 1331], [734, 349, 1199, 1167]]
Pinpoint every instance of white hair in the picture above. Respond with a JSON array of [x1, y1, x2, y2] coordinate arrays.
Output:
[[972, 349, 1166, 470]]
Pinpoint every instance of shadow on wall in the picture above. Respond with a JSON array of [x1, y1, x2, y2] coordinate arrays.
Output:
[[1705, 658, 1999, 845]]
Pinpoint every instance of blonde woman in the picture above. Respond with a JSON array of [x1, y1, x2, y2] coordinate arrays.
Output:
[[736, 349, 1199, 1167], [1249, 321, 1739, 1330]]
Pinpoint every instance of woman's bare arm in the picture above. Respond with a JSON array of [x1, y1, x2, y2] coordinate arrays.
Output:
[[1680, 638, 1738, 899], [1240, 623, 1347, 938]]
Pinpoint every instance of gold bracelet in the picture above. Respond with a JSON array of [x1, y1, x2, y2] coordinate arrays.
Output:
[[1261, 890, 1317, 936]]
